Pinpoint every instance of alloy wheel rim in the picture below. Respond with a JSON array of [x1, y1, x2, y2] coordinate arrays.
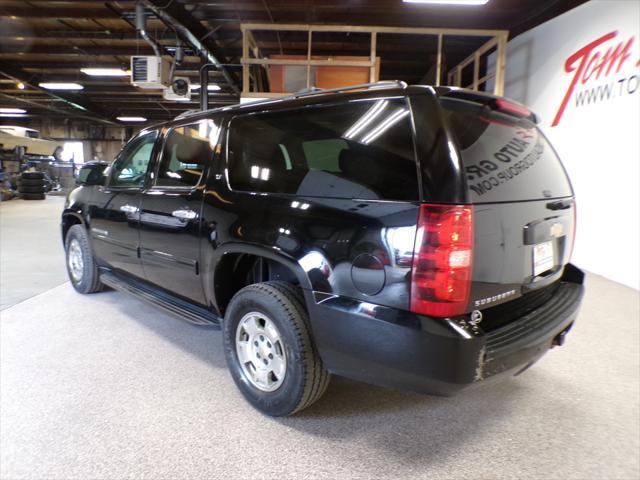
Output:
[[67, 238, 84, 282], [235, 311, 287, 392]]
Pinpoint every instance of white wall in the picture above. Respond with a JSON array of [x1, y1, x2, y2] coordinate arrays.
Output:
[[500, 0, 640, 290]]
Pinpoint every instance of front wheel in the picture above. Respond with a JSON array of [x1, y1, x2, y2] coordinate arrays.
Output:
[[223, 282, 330, 416], [65, 224, 103, 294]]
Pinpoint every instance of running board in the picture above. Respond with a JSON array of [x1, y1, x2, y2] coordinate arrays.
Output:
[[100, 271, 221, 328]]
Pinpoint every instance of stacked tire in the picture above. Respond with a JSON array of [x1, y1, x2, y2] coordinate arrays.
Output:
[[18, 172, 47, 200]]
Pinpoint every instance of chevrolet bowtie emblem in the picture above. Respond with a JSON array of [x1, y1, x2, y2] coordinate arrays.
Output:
[[550, 223, 564, 238]]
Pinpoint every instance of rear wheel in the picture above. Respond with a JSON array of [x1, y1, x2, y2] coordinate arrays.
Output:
[[65, 224, 103, 293], [223, 281, 330, 416]]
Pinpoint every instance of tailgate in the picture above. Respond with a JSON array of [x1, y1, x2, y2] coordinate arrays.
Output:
[[439, 95, 576, 312], [471, 199, 575, 310]]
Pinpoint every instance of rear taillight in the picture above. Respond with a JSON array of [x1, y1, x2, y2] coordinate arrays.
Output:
[[494, 98, 533, 119], [410, 204, 474, 318]]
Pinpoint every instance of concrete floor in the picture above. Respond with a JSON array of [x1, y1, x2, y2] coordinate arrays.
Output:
[[1, 196, 639, 480], [0, 196, 67, 310]]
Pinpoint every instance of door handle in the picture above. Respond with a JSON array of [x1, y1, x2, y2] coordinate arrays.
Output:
[[172, 209, 197, 220], [120, 204, 138, 214]]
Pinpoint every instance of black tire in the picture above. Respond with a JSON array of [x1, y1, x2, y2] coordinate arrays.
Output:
[[64, 224, 104, 294], [21, 171, 45, 180], [223, 281, 330, 416], [17, 178, 46, 187], [18, 186, 47, 194], [21, 193, 46, 200]]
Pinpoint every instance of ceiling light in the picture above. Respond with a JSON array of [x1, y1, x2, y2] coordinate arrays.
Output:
[[403, 0, 489, 4], [16, 82, 25, 90], [0, 108, 26, 114], [190, 83, 221, 91], [116, 116, 147, 122], [81, 68, 131, 77], [0, 113, 27, 118], [39, 82, 84, 90]]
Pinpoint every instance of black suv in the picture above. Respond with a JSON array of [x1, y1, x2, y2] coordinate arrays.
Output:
[[62, 82, 584, 416]]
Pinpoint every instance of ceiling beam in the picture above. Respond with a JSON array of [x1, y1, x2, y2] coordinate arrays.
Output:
[[0, 62, 116, 125], [0, 92, 77, 117], [0, 6, 120, 19]]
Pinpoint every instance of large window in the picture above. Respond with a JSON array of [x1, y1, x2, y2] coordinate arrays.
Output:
[[109, 131, 158, 188], [441, 98, 573, 203], [154, 119, 219, 188], [227, 98, 418, 201]]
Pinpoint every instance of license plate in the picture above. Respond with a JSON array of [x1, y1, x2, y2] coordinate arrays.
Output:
[[533, 241, 554, 276]]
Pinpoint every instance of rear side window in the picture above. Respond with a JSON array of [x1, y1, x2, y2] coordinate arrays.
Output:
[[155, 120, 219, 188], [441, 98, 573, 202], [227, 98, 418, 201]]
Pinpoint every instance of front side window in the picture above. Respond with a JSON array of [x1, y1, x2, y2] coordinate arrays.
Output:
[[110, 131, 158, 188], [227, 98, 418, 201], [155, 119, 220, 188]]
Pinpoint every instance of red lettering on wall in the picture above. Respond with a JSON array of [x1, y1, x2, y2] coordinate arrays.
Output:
[[582, 37, 634, 82], [552, 31, 618, 127]]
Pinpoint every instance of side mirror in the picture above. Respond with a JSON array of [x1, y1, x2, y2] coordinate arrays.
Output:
[[77, 163, 107, 186]]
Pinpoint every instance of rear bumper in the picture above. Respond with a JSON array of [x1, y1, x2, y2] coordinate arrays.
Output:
[[309, 264, 584, 396]]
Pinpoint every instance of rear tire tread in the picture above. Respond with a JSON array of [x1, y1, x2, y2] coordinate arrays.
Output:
[[267, 281, 330, 412], [65, 224, 104, 294], [241, 281, 330, 414]]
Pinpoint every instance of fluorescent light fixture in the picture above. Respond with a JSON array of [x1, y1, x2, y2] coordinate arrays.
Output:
[[0, 113, 27, 118], [344, 100, 388, 139], [250, 165, 270, 180], [0, 108, 26, 114], [403, 0, 489, 4], [81, 68, 130, 77], [39, 82, 84, 90], [116, 116, 147, 122], [362, 109, 410, 144], [190, 83, 222, 91]]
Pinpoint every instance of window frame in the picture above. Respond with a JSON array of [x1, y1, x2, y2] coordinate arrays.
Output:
[[223, 95, 420, 202], [150, 118, 221, 191], [106, 129, 160, 190]]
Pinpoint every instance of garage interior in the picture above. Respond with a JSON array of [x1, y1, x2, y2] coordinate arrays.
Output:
[[1, 1, 638, 479]]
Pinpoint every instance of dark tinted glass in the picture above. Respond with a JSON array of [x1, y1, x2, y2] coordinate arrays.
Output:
[[441, 98, 573, 203], [155, 120, 219, 188], [78, 164, 106, 185], [110, 131, 158, 188], [227, 98, 418, 201]]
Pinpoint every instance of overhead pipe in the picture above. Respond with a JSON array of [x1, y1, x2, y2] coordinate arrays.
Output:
[[169, 40, 184, 82], [143, 0, 241, 96], [200, 63, 215, 111], [135, 2, 162, 57]]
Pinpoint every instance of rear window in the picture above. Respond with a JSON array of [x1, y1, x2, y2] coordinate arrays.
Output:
[[441, 98, 573, 203], [227, 98, 418, 201]]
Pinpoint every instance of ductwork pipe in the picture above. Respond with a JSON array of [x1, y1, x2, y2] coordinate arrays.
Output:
[[136, 2, 162, 57]]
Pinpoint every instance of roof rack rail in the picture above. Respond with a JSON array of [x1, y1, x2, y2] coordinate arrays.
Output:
[[292, 80, 407, 99], [173, 109, 200, 120]]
